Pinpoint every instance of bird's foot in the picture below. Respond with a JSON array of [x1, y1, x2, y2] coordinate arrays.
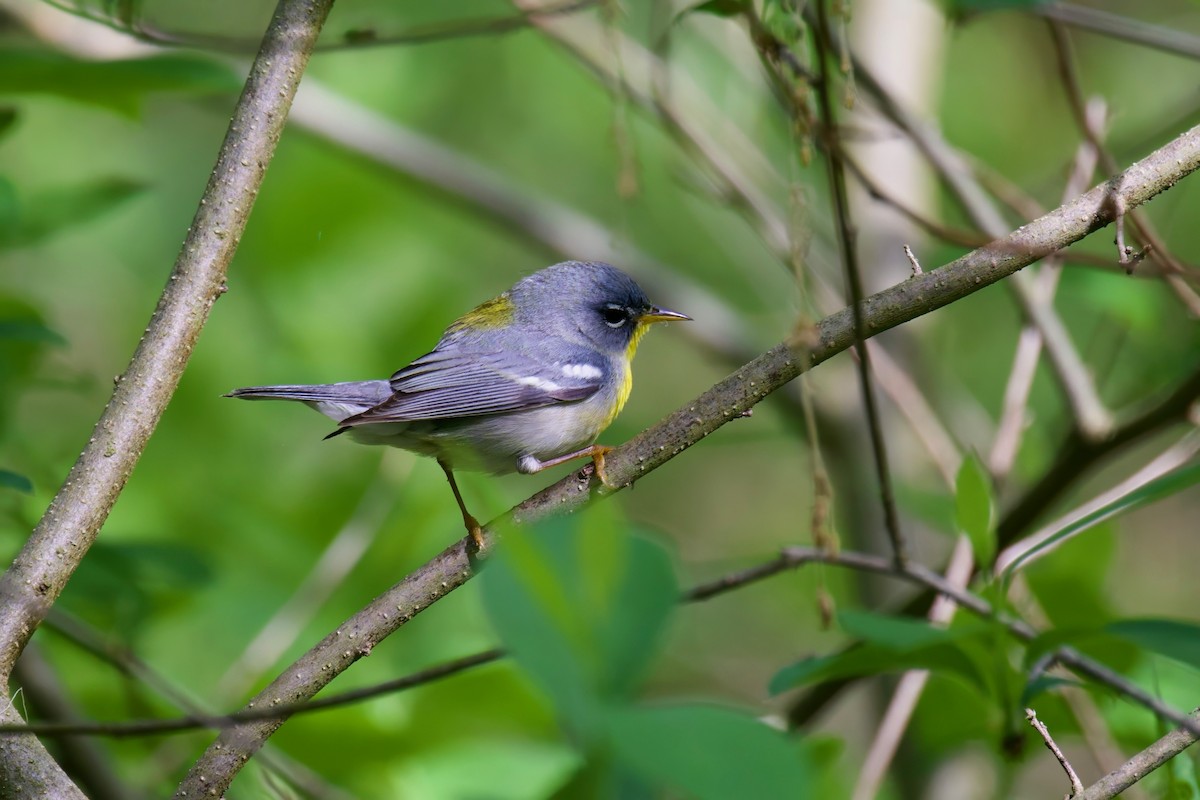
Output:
[[587, 445, 615, 487]]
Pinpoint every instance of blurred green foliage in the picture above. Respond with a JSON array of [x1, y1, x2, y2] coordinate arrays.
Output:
[[483, 513, 815, 796], [1, 0, 1199, 797]]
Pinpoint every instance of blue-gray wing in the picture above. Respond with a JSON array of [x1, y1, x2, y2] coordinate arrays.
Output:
[[337, 349, 603, 426]]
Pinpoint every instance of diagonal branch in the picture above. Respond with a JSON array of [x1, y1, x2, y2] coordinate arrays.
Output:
[[1077, 709, 1200, 800], [0, 0, 334, 794], [178, 125, 1200, 796], [839, 36, 1115, 440]]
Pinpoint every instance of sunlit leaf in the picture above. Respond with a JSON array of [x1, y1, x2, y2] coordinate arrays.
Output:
[[607, 705, 810, 799]]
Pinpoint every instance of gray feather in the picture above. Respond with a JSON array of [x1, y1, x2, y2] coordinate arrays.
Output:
[[226, 381, 392, 423], [341, 347, 604, 426]]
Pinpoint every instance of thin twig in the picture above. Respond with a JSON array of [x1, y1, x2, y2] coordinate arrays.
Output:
[[902, 245, 923, 277], [1027, 706, 1086, 796], [11, 645, 132, 800], [40, 611, 355, 799], [863, 340, 960, 488], [1008, 580, 1150, 800], [9, 534, 1200, 766], [810, 0, 908, 565], [1034, 2, 1200, 62], [0, 650, 503, 738]]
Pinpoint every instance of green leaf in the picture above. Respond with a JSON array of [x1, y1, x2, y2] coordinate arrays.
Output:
[[0, 320, 67, 346], [0, 295, 67, 434], [1021, 675, 1083, 706], [1002, 461, 1200, 580], [955, 453, 995, 565], [388, 739, 583, 800], [0, 179, 146, 249], [0, 469, 32, 493], [0, 50, 240, 117], [481, 513, 678, 734], [0, 108, 16, 139], [61, 540, 213, 634], [840, 609, 964, 649], [770, 611, 998, 695], [1108, 619, 1200, 670], [689, 0, 748, 17], [607, 705, 810, 799]]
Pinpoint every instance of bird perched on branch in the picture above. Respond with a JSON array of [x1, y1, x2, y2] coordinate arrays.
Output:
[[228, 261, 690, 549]]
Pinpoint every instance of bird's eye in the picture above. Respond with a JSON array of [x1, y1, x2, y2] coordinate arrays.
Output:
[[601, 305, 629, 327]]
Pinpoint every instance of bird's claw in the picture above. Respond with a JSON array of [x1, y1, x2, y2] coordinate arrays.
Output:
[[588, 445, 615, 487]]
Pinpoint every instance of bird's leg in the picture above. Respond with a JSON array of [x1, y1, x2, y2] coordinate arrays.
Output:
[[438, 460, 485, 550], [519, 444, 615, 486]]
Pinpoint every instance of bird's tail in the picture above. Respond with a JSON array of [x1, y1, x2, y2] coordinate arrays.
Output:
[[226, 381, 392, 423]]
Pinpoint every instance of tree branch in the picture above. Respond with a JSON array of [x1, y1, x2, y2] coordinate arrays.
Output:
[[0, 0, 334, 794], [178, 124, 1200, 795], [1077, 709, 1200, 800]]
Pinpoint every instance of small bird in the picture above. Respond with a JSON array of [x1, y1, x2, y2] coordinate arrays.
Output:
[[228, 261, 689, 549]]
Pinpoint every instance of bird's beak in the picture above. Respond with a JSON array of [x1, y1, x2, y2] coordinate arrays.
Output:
[[640, 305, 692, 324]]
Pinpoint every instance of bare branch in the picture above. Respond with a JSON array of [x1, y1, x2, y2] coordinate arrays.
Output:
[[1077, 710, 1200, 800], [1034, 2, 1200, 61], [1027, 707, 1086, 796]]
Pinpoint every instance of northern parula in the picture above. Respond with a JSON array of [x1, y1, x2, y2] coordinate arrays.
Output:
[[228, 261, 689, 548]]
